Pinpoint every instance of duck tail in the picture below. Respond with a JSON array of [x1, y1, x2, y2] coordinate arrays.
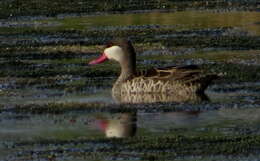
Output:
[[197, 74, 219, 93]]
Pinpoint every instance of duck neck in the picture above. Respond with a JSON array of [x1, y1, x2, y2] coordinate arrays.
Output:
[[117, 60, 136, 83]]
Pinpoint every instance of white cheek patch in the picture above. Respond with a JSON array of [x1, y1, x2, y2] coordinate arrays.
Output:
[[104, 46, 124, 62]]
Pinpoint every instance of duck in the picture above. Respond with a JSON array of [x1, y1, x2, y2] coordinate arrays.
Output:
[[89, 38, 218, 98]]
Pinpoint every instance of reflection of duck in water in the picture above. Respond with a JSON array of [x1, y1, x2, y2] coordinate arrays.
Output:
[[89, 38, 217, 103], [140, 111, 201, 131], [95, 112, 137, 138], [161, 111, 201, 126]]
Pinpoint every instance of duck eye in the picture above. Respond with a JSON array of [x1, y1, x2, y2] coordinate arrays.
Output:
[[106, 42, 114, 48]]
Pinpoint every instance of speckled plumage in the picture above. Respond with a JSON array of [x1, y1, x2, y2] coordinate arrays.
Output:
[[112, 65, 217, 95]]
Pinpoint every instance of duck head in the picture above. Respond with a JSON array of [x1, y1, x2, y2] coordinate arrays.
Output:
[[89, 45, 124, 65], [89, 38, 136, 65], [89, 38, 137, 81]]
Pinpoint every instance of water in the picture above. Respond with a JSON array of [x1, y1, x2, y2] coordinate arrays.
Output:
[[1, 108, 260, 160], [0, 79, 260, 160], [0, 9, 260, 161]]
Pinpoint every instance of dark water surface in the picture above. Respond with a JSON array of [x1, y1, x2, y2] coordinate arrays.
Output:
[[1, 81, 260, 160]]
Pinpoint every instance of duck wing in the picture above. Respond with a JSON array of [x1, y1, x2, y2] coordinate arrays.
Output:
[[136, 65, 218, 91], [137, 65, 201, 80]]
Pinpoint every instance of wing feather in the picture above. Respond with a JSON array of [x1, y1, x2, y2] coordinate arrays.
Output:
[[135, 65, 217, 86]]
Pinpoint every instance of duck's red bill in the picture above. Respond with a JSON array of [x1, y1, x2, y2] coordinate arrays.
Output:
[[89, 53, 108, 65], [97, 120, 108, 131]]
